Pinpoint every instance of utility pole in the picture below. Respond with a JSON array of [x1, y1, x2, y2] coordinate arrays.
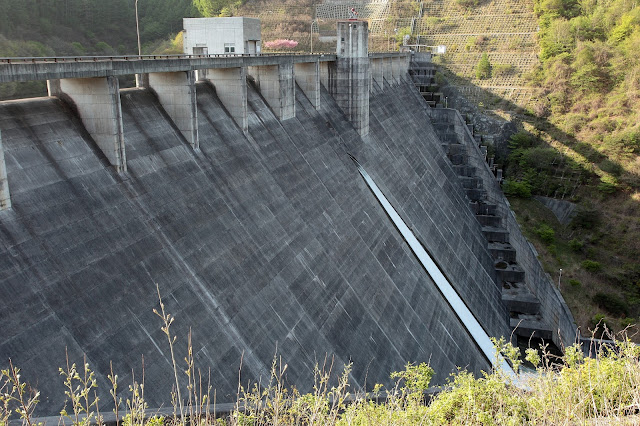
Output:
[[136, 0, 142, 56], [558, 269, 563, 289]]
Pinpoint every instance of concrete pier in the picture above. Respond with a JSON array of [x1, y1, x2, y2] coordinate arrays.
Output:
[[319, 60, 336, 92], [384, 57, 395, 84], [370, 57, 384, 88], [148, 71, 199, 149], [392, 56, 409, 82], [0, 130, 9, 210], [47, 76, 127, 172], [248, 63, 295, 120], [294, 61, 320, 109], [332, 20, 370, 136], [204, 67, 248, 133]]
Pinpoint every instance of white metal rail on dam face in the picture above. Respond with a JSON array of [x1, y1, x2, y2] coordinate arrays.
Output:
[[351, 156, 516, 378]]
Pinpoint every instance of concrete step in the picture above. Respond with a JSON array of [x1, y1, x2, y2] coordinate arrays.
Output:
[[487, 241, 516, 262], [453, 165, 476, 177], [465, 188, 486, 201], [439, 133, 457, 143], [470, 201, 497, 216], [459, 176, 482, 189], [476, 214, 501, 227], [502, 286, 541, 315], [445, 143, 465, 156], [482, 226, 509, 243], [432, 122, 455, 133], [436, 132, 458, 143], [495, 263, 525, 283], [448, 153, 467, 165], [510, 315, 553, 340]]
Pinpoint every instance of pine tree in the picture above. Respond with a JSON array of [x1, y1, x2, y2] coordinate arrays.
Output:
[[476, 52, 492, 79]]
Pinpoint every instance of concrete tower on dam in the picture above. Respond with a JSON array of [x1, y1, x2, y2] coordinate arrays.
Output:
[[0, 23, 576, 416]]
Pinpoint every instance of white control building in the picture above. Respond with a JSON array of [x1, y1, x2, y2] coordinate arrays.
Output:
[[182, 17, 261, 55]]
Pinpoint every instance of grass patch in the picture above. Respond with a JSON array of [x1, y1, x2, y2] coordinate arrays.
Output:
[[3, 295, 640, 425]]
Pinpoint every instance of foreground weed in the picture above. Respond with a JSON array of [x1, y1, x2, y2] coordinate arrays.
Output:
[[153, 283, 184, 422], [0, 360, 39, 426], [123, 377, 149, 426], [59, 354, 101, 426]]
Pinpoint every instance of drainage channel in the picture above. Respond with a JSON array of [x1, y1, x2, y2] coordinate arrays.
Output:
[[352, 156, 516, 378]]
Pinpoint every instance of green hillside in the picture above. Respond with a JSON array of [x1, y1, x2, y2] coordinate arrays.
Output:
[[504, 0, 640, 337]]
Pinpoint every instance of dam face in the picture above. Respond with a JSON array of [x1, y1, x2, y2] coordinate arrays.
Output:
[[0, 47, 576, 415], [0, 75, 504, 414]]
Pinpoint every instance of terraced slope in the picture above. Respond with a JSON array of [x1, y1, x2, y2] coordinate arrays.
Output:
[[415, 0, 538, 107]]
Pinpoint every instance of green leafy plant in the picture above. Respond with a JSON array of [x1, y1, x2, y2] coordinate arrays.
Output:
[[582, 259, 602, 272], [568, 238, 584, 252], [593, 292, 630, 317], [476, 52, 492, 79], [503, 180, 532, 198], [534, 223, 556, 244]]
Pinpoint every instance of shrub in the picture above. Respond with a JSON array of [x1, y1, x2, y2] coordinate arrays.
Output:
[[493, 63, 515, 77], [569, 278, 581, 287], [598, 159, 624, 177], [456, 0, 480, 9], [465, 36, 478, 51], [582, 259, 602, 272], [426, 370, 528, 424], [597, 176, 618, 194], [590, 313, 614, 334], [593, 292, 630, 317], [571, 206, 600, 229], [562, 112, 587, 135], [71, 42, 86, 55], [519, 147, 558, 170], [568, 238, 584, 252], [508, 131, 537, 149], [476, 52, 492, 79], [535, 223, 556, 244], [95, 41, 114, 54], [503, 180, 532, 198]]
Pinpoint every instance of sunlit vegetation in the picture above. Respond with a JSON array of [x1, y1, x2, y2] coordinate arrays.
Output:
[[528, 0, 640, 188], [3, 294, 640, 425]]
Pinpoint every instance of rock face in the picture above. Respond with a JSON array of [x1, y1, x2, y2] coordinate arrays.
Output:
[[440, 84, 518, 158], [0, 78, 510, 415]]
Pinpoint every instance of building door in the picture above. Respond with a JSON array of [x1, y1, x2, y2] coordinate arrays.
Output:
[[247, 41, 256, 55]]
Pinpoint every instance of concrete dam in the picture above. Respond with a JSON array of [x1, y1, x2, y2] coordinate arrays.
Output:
[[0, 22, 576, 415]]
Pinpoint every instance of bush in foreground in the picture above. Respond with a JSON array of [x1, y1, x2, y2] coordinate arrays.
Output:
[[2, 291, 640, 425]]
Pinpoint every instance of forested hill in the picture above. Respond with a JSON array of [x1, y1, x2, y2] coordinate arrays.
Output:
[[0, 0, 196, 56]]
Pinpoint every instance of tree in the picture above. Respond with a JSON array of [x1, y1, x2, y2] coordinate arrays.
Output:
[[193, 0, 239, 17], [476, 53, 492, 79]]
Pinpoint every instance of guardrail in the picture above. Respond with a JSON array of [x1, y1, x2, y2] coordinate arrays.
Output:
[[0, 52, 342, 64], [0, 51, 407, 64]]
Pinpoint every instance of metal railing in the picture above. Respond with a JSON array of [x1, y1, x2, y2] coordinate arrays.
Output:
[[0, 52, 337, 64]]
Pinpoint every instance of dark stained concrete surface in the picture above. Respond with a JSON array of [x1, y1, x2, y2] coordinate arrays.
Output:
[[0, 77, 508, 415]]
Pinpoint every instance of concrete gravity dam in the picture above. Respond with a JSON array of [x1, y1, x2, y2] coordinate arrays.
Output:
[[0, 22, 576, 415]]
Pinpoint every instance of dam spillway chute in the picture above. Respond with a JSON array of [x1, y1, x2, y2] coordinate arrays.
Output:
[[350, 155, 515, 378]]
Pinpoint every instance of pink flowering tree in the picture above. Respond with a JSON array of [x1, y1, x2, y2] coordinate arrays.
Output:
[[263, 39, 299, 50]]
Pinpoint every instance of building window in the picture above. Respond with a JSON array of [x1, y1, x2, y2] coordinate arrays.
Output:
[[224, 43, 235, 53]]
